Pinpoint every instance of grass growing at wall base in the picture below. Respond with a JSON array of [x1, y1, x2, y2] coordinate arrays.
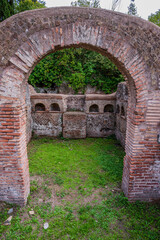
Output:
[[0, 137, 160, 240]]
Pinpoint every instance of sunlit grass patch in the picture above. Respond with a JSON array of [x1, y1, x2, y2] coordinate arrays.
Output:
[[28, 137, 124, 190]]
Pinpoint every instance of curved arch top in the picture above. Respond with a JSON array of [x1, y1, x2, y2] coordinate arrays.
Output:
[[0, 6, 160, 90]]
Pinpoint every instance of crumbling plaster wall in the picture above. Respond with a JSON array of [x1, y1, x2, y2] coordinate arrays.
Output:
[[29, 84, 127, 143]]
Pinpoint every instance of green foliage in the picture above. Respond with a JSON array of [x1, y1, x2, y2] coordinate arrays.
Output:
[[128, 0, 137, 16], [0, 0, 14, 21], [68, 72, 86, 93], [15, 0, 45, 13], [29, 48, 124, 94], [0, 0, 46, 21], [30, 180, 39, 193], [148, 9, 160, 27]]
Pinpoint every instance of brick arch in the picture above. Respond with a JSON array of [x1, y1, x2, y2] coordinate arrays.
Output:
[[0, 7, 160, 205]]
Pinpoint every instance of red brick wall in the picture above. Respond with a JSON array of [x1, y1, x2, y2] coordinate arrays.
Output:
[[0, 100, 30, 205], [0, 7, 160, 205], [63, 112, 86, 138]]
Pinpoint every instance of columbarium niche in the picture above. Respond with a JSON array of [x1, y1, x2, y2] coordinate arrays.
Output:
[[35, 103, 45, 112], [50, 103, 60, 112], [89, 104, 99, 113], [104, 104, 114, 113]]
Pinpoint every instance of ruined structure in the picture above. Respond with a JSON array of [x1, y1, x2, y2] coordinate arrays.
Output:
[[30, 82, 127, 147], [30, 92, 116, 139], [0, 7, 160, 205]]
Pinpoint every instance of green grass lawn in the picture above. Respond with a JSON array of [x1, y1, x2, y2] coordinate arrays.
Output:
[[0, 136, 160, 240]]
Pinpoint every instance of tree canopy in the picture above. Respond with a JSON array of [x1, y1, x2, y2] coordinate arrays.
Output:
[[0, 0, 46, 21], [28, 48, 124, 94], [15, 0, 45, 13], [0, 0, 14, 21], [128, 0, 137, 16], [148, 9, 160, 27]]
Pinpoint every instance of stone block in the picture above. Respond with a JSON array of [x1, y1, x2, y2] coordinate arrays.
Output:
[[87, 113, 115, 137], [64, 95, 86, 112], [63, 112, 86, 138], [32, 112, 62, 137]]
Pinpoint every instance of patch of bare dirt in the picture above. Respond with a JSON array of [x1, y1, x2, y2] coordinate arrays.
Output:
[[29, 175, 62, 208], [60, 188, 106, 206], [29, 175, 122, 211]]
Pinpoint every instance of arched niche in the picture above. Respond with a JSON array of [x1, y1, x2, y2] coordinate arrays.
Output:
[[104, 104, 114, 113], [50, 103, 60, 112], [89, 104, 99, 113], [121, 106, 125, 117], [116, 104, 120, 114], [35, 103, 45, 112]]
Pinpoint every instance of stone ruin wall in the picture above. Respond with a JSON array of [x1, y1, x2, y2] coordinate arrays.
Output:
[[27, 82, 128, 147]]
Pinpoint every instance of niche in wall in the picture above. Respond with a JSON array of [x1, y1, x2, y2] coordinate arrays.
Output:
[[104, 104, 114, 113], [35, 103, 45, 112], [89, 104, 99, 112], [121, 106, 125, 117], [116, 104, 120, 114], [50, 103, 60, 112]]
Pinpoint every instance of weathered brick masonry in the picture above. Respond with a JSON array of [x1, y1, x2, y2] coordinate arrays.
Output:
[[0, 7, 160, 205], [30, 92, 117, 139]]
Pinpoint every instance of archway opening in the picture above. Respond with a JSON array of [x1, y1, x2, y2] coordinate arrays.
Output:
[[27, 43, 127, 211], [28, 47, 126, 141], [26, 46, 129, 203]]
